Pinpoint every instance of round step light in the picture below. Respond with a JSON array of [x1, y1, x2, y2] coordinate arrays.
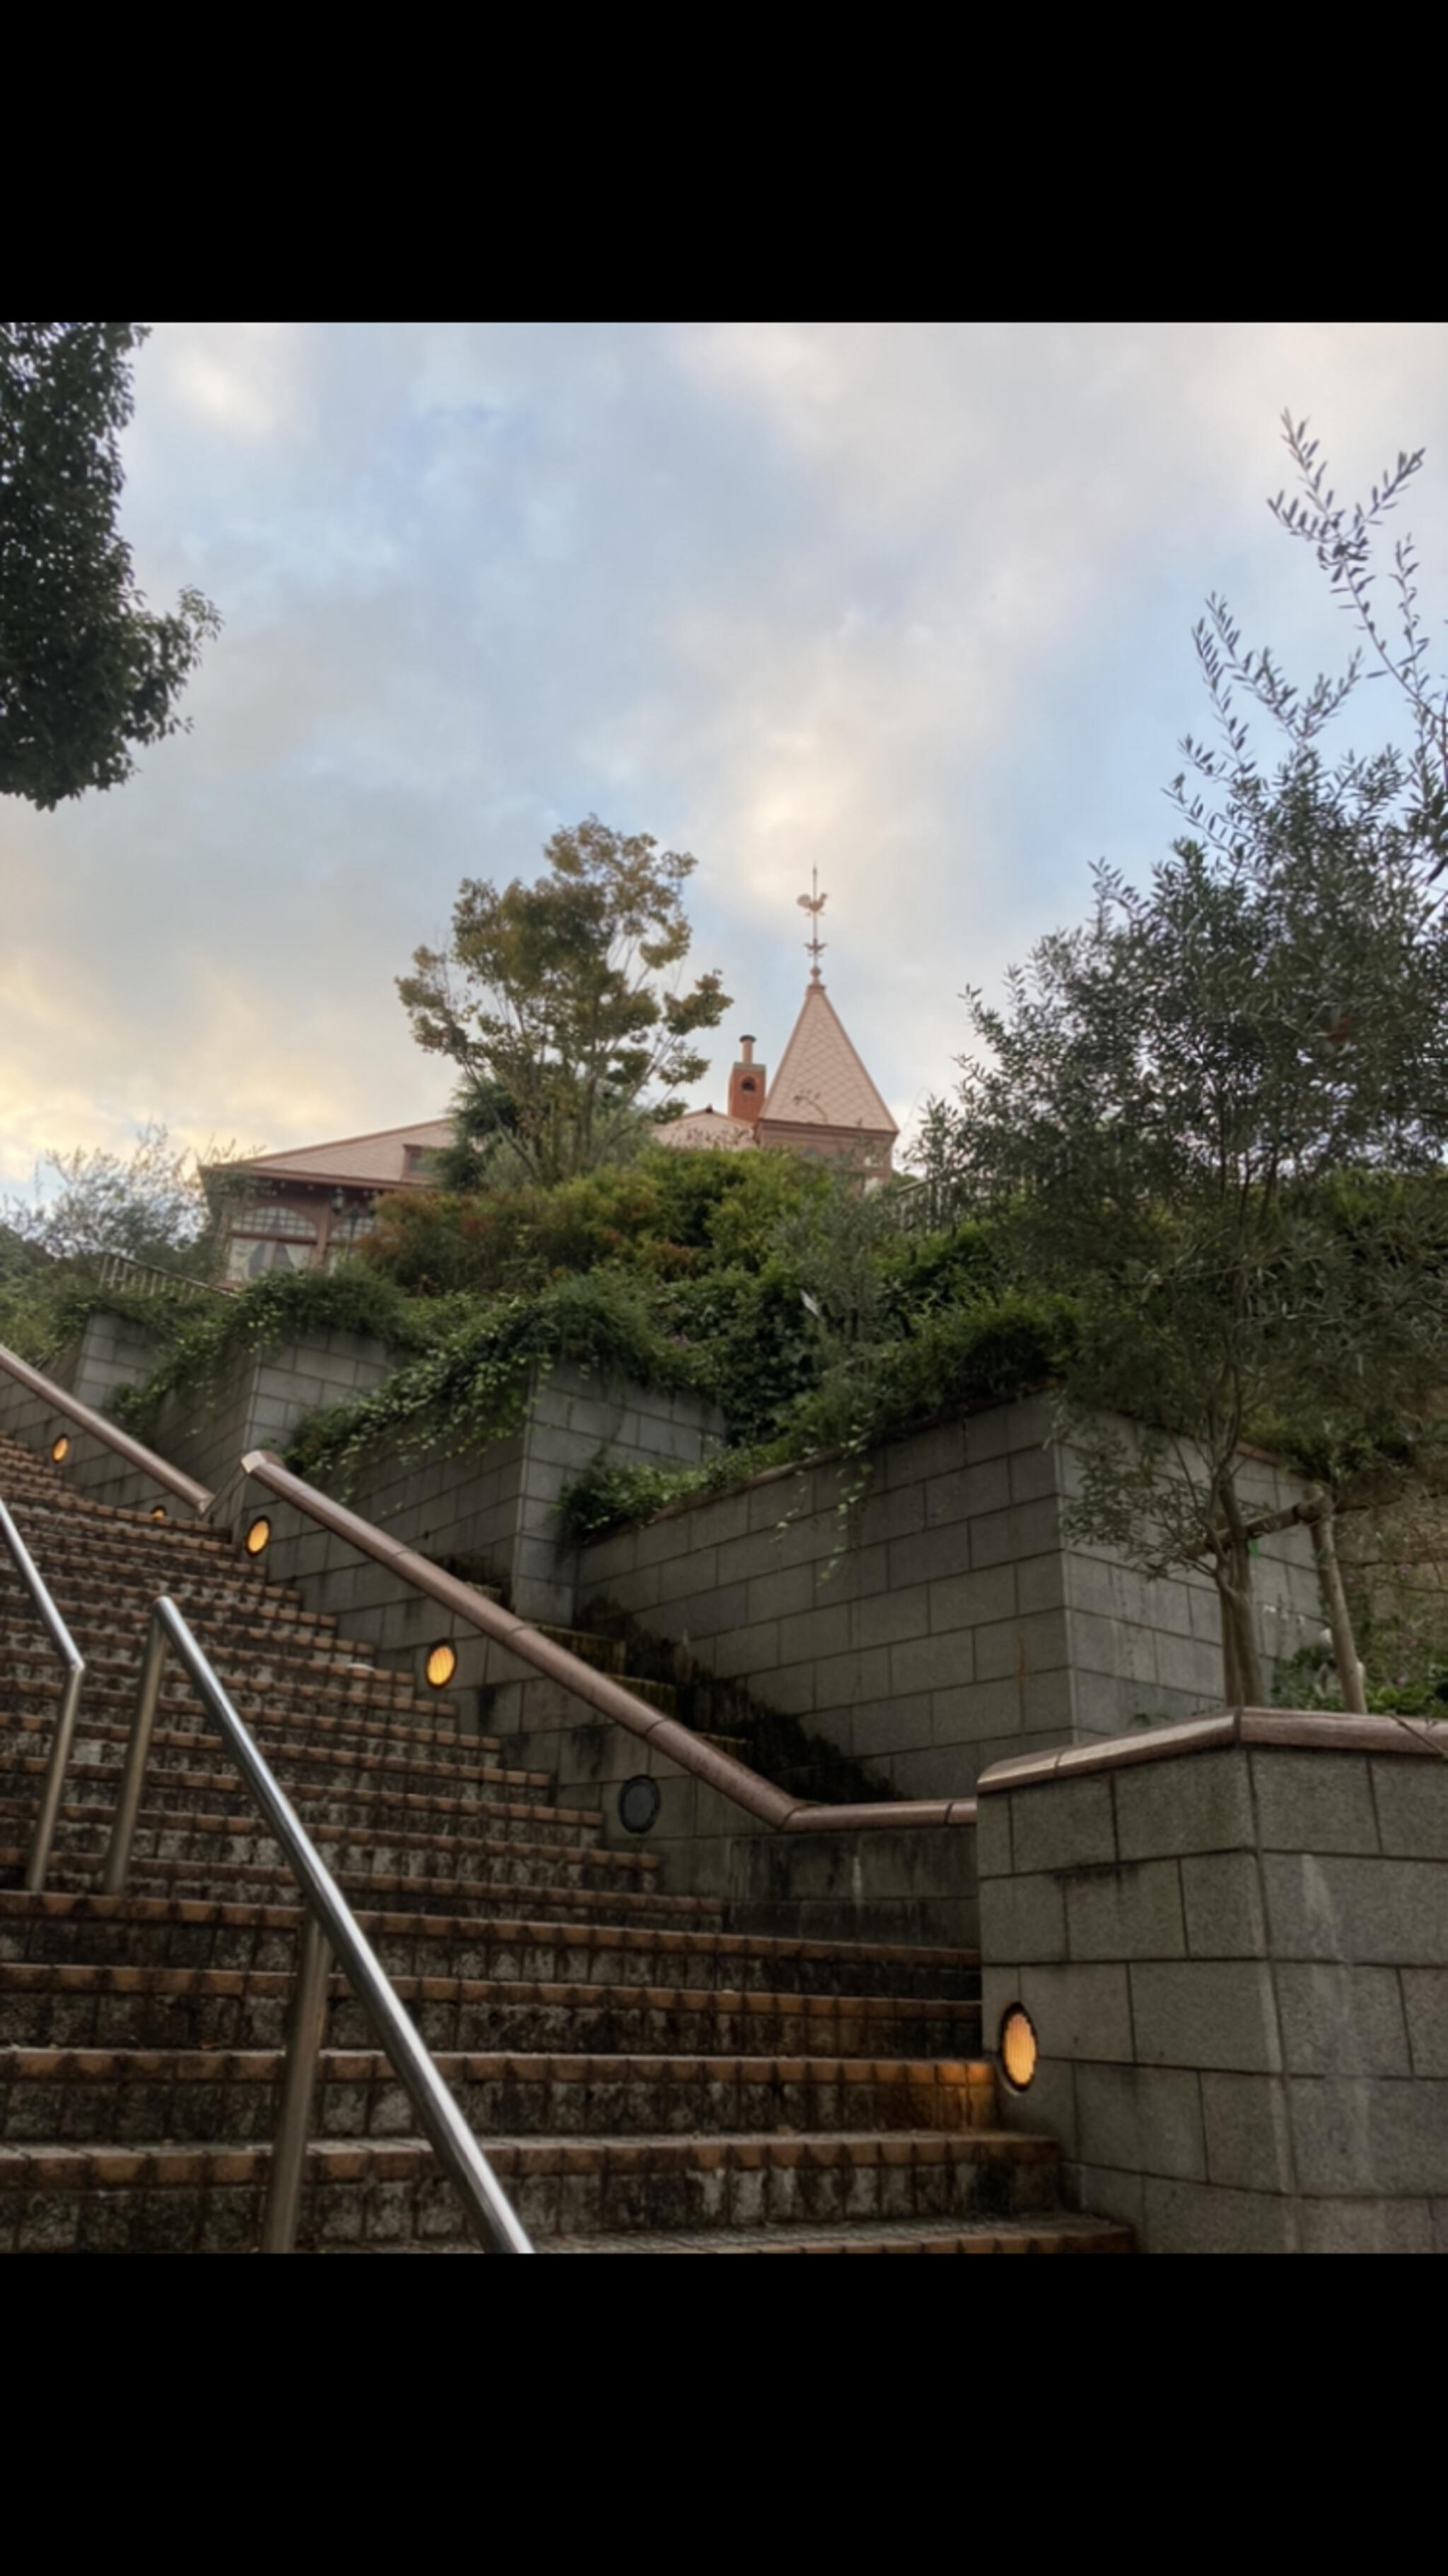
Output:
[[51, 1434, 70, 1464], [149, 1507, 167, 1522], [999, 2003, 1039, 2092], [425, 1641, 457, 1690], [618, 1775, 661, 1834], [245, 1515, 271, 1557]]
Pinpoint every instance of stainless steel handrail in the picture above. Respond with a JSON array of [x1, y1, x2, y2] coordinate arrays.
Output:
[[240, 1451, 979, 1836], [0, 1496, 86, 1892], [0, 1339, 215, 1518], [103, 1595, 532, 2256]]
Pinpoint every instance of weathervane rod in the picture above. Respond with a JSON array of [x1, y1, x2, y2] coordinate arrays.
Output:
[[796, 868, 828, 981]]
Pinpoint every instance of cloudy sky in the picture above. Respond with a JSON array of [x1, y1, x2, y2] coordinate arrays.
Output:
[[4, 320, 1448, 1196]]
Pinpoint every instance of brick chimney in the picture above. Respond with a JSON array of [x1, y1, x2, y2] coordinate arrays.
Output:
[[728, 1035, 765, 1126]]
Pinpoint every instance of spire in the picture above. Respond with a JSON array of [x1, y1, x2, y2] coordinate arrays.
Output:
[[796, 869, 827, 984]]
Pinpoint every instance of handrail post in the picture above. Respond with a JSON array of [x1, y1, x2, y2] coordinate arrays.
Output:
[[25, 1663, 85, 1893], [1, 1494, 88, 1896], [261, 1911, 333, 2254], [103, 1609, 169, 1895]]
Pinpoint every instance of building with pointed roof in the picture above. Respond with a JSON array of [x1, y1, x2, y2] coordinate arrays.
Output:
[[209, 885, 894, 1280], [653, 877, 898, 1177]]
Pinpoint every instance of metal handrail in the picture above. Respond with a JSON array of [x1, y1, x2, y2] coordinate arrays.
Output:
[[240, 1451, 979, 1837], [0, 1339, 215, 1519], [103, 1595, 532, 2256], [0, 1496, 86, 1892]]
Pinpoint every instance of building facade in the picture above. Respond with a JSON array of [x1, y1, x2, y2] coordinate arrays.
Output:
[[207, 1119, 452, 1283]]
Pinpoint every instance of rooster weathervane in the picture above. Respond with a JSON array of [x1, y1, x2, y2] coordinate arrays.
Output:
[[797, 870, 827, 981]]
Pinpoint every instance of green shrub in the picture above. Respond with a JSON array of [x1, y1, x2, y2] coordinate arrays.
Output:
[[282, 1267, 703, 1491], [110, 1264, 431, 1441]]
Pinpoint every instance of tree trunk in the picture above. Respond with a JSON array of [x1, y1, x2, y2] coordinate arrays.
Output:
[[1313, 1503, 1368, 1714], [1218, 1570, 1242, 1708], [1218, 1480, 1266, 1707]]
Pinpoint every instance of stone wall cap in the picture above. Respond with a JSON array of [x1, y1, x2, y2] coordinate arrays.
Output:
[[976, 1706, 1448, 1793]]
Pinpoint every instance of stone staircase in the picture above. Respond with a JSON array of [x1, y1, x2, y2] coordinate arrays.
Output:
[[0, 1431, 1129, 2254]]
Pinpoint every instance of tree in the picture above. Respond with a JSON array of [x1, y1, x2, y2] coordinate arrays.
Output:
[[0, 322, 219, 808], [399, 815, 731, 1188], [1, 1122, 238, 1275], [923, 426, 1448, 1709]]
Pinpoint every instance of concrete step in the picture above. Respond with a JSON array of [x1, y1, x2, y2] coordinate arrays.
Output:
[[0, 1959, 983, 2058], [551, 2213, 1135, 2254], [0, 1800, 655, 1894], [0, 1849, 720, 1928], [0, 1677, 503, 1773], [0, 1889, 972, 1998], [0, 2043, 998, 2145], [0, 2125, 1065, 2250], [0, 1659, 445, 1730], [0, 1747, 603, 1850], [0, 1708, 544, 1801]]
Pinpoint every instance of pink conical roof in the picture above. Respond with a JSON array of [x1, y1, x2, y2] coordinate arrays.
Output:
[[760, 981, 897, 1137]]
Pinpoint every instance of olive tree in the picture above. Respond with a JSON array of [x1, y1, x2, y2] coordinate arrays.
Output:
[[1, 322, 219, 807]]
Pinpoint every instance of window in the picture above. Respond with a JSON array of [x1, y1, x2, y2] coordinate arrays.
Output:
[[223, 1201, 318, 1285], [325, 1210, 377, 1271], [230, 1203, 317, 1241], [225, 1234, 315, 1283]]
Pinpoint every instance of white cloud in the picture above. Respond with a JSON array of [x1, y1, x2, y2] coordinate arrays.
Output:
[[5, 321, 1448, 1191]]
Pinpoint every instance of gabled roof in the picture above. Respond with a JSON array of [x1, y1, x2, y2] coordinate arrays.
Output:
[[760, 981, 898, 1137], [652, 1108, 759, 1153], [211, 1119, 454, 1191]]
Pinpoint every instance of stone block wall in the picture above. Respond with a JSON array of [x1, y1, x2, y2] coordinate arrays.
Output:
[[220, 1363, 724, 1637], [578, 1397, 1323, 1802], [0, 1316, 189, 1515], [60, 1309, 164, 1418], [151, 1331, 397, 1502], [977, 1715, 1448, 2253]]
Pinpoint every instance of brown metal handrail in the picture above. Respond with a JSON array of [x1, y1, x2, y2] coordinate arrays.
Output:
[[0, 1340, 214, 1520], [240, 1450, 977, 1837]]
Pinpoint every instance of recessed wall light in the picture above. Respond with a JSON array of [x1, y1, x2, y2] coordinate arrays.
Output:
[[999, 2004, 1039, 2092]]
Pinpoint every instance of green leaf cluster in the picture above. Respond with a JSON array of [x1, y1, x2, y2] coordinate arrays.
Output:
[[1, 322, 219, 807]]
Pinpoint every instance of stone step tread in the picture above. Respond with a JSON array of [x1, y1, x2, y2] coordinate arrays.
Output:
[[535, 1626, 627, 1674], [0, 1800, 643, 1876], [1, 1692, 510, 1766], [0, 2042, 993, 2087], [0, 1966, 979, 2053], [0, 1752, 602, 1836], [0, 1577, 336, 1626], [0, 1961, 981, 2020], [0, 1625, 415, 1678], [0, 1851, 720, 1924], [0, 1667, 445, 1718], [0, 1711, 539, 1791], [0, 1499, 233, 1550], [0, 2139, 1093, 2254], [0, 1572, 332, 1626], [551, 2214, 1134, 2254], [0, 2126, 1058, 2180], [0, 1885, 972, 1971]]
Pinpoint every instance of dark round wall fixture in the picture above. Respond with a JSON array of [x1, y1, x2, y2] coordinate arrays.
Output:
[[618, 1775, 662, 1834]]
